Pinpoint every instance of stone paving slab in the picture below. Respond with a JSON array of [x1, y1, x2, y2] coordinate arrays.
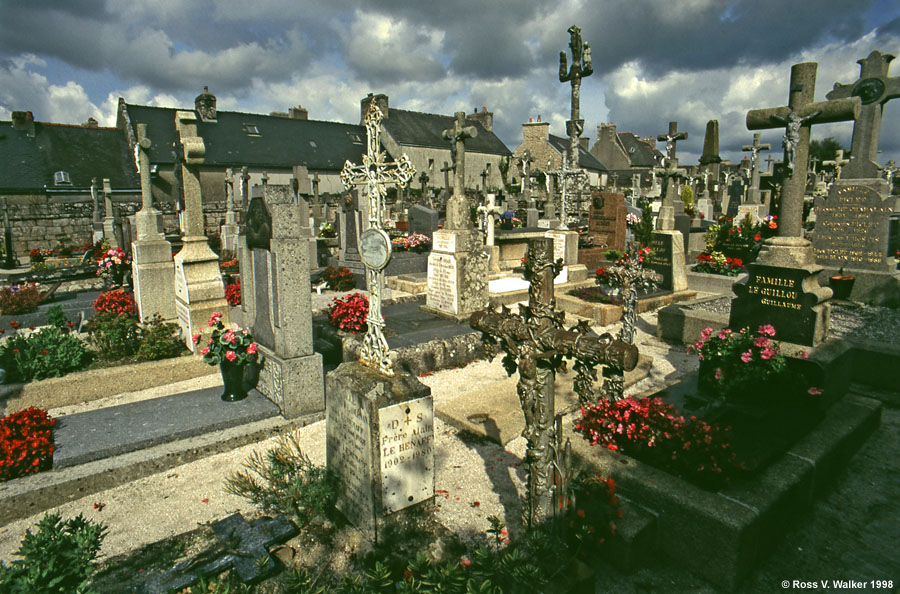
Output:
[[54, 387, 280, 468]]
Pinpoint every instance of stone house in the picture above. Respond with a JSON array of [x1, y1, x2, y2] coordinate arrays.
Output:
[[589, 122, 663, 190], [510, 118, 608, 187], [359, 94, 512, 194], [116, 89, 368, 216], [0, 111, 139, 258]]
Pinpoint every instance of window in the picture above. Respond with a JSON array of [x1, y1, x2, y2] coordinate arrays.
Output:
[[244, 124, 260, 136], [53, 171, 71, 185], [309, 140, 317, 148], [428, 158, 435, 172]]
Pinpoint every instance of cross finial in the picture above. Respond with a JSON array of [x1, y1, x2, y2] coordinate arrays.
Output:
[[442, 112, 477, 198]]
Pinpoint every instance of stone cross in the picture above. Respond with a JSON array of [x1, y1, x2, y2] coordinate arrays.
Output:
[[239, 167, 250, 218], [224, 168, 235, 214], [419, 171, 429, 198], [471, 238, 638, 528], [174, 111, 207, 238], [440, 161, 452, 190], [311, 172, 320, 203], [823, 149, 850, 181], [134, 123, 164, 241], [559, 24, 592, 216], [102, 178, 119, 248], [742, 133, 771, 204], [341, 103, 415, 375], [441, 111, 478, 230], [765, 154, 776, 173], [653, 122, 688, 230], [808, 156, 820, 177], [480, 168, 488, 191], [826, 50, 900, 179], [476, 193, 504, 246], [519, 152, 532, 194], [747, 62, 860, 238], [549, 159, 588, 230]]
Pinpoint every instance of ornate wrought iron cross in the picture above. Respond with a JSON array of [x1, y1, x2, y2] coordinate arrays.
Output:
[[471, 238, 638, 527], [341, 104, 415, 375]]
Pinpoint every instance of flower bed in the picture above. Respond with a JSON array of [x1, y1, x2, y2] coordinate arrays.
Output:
[[0, 407, 56, 481], [0, 283, 43, 315], [327, 292, 369, 333], [390, 233, 431, 253]]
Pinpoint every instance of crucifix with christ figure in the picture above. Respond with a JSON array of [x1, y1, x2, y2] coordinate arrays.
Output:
[[341, 103, 415, 376]]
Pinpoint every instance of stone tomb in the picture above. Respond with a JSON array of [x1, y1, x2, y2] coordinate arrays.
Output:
[[240, 184, 324, 419], [813, 180, 894, 271], [730, 263, 830, 346], [326, 361, 434, 542]]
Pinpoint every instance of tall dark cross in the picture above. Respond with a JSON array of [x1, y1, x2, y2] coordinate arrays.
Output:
[[341, 103, 415, 375], [747, 62, 860, 238], [418, 171, 429, 198], [471, 238, 638, 528], [480, 168, 488, 191], [559, 25, 592, 178], [827, 50, 900, 179], [742, 133, 771, 204], [654, 121, 688, 230], [441, 111, 478, 230], [440, 161, 453, 190]]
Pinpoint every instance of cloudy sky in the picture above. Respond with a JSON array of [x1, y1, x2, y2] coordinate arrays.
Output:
[[2, 0, 900, 168]]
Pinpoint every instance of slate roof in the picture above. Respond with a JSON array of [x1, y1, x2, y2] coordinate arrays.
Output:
[[383, 109, 511, 155], [617, 132, 661, 168], [548, 134, 608, 171], [122, 104, 368, 170], [0, 122, 138, 192]]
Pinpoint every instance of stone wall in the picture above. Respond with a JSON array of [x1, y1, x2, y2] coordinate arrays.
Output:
[[3, 194, 228, 259]]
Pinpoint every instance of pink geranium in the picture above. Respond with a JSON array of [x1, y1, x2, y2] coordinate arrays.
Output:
[[192, 333, 201, 345], [208, 312, 223, 326], [247, 343, 257, 354], [753, 336, 770, 348], [225, 350, 237, 362], [740, 351, 752, 363], [758, 324, 776, 337], [222, 330, 236, 343], [200, 347, 210, 355], [760, 347, 776, 360]]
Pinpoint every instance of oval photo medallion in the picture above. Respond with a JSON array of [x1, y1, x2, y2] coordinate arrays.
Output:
[[358, 228, 392, 271]]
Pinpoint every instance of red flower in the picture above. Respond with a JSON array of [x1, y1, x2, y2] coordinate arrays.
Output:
[[754, 234, 761, 241], [225, 350, 237, 362], [9, 321, 19, 328], [246, 343, 257, 354], [192, 333, 201, 345]]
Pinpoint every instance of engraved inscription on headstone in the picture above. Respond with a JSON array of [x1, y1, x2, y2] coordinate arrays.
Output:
[[432, 231, 457, 253], [730, 265, 821, 346], [813, 183, 893, 270], [379, 396, 434, 513], [175, 300, 192, 338], [644, 233, 674, 290], [326, 389, 376, 536], [426, 253, 458, 314], [174, 260, 189, 304]]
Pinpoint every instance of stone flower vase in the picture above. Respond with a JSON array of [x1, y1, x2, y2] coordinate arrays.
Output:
[[219, 359, 248, 402]]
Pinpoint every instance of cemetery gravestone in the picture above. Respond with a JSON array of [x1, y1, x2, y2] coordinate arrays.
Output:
[[813, 182, 894, 271], [240, 184, 324, 418], [326, 363, 434, 541], [588, 191, 627, 252], [408, 204, 439, 240]]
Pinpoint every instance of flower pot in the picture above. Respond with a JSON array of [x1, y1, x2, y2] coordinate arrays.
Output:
[[219, 359, 248, 402], [829, 275, 854, 300]]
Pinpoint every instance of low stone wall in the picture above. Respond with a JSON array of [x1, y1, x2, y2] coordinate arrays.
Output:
[[686, 270, 746, 295], [656, 295, 731, 345]]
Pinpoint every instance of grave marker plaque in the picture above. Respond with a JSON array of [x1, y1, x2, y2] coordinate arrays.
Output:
[[588, 191, 627, 251], [813, 181, 893, 270]]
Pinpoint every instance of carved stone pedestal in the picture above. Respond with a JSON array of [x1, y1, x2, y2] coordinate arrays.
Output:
[[326, 362, 434, 542], [423, 229, 488, 321], [174, 236, 228, 350]]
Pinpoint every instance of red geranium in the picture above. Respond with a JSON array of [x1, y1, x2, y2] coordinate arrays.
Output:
[[0, 407, 56, 481]]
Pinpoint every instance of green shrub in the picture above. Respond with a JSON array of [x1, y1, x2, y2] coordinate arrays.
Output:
[[603, 249, 624, 262], [136, 314, 186, 362], [0, 326, 91, 382], [46, 305, 69, 330], [224, 431, 338, 527], [0, 512, 107, 594], [86, 311, 141, 361]]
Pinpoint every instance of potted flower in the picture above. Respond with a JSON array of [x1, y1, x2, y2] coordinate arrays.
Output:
[[194, 312, 259, 402], [829, 267, 855, 300], [96, 247, 131, 288]]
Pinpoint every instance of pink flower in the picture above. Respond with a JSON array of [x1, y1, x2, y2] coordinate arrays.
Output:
[[740, 351, 752, 363], [246, 343, 258, 354], [758, 324, 776, 337], [460, 558, 472, 568], [223, 330, 236, 343], [192, 333, 201, 345], [718, 329, 733, 340], [200, 347, 210, 355], [714, 368, 722, 380], [808, 387, 823, 396], [753, 336, 770, 348], [700, 327, 713, 340], [208, 312, 223, 326], [760, 347, 776, 360], [225, 350, 237, 362], [798, 350, 808, 359]]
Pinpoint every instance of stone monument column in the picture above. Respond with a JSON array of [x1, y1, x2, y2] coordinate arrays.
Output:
[[173, 110, 228, 350], [423, 112, 489, 321], [131, 123, 175, 323], [102, 178, 119, 248]]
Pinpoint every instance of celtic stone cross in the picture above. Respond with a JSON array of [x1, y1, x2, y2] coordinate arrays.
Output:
[[341, 104, 415, 375], [442, 112, 477, 230]]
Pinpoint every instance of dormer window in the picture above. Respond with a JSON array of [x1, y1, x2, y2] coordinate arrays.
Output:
[[244, 124, 260, 136], [53, 170, 71, 185], [309, 140, 317, 148]]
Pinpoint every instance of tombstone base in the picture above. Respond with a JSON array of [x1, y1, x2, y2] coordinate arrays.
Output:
[[729, 238, 832, 347], [255, 344, 324, 419], [220, 222, 240, 258], [425, 230, 489, 320], [132, 237, 175, 323], [325, 361, 434, 543], [174, 236, 228, 350]]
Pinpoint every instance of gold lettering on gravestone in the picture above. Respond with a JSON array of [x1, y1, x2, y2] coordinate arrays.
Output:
[[746, 273, 803, 310], [327, 391, 375, 533], [379, 396, 434, 513], [814, 184, 892, 267]]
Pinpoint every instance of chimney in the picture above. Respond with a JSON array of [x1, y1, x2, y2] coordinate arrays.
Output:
[[83, 117, 99, 128], [466, 106, 493, 132], [289, 105, 308, 120], [580, 137, 589, 151], [11, 111, 35, 137], [194, 86, 217, 122], [522, 119, 550, 143], [597, 122, 617, 147], [361, 93, 389, 124]]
